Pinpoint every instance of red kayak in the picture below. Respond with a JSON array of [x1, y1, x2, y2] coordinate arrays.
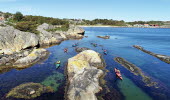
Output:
[[114, 68, 123, 80]]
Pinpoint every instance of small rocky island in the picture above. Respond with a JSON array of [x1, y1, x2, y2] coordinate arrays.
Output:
[[6, 82, 54, 99], [66, 50, 105, 100], [97, 35, 110, 39], [133, 45, 170, 64]]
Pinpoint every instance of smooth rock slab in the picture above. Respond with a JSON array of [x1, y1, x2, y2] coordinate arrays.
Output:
[[66, 50, 105, 100]]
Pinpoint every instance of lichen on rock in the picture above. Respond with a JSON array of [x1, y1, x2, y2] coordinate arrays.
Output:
[[66, 50, 105, 100], [13, 48, 49, 68]]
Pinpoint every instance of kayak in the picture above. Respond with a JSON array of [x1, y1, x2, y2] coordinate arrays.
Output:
[[103, 51, 107, 55], [72, 44, 78, 47], [114, 68, 123, 80], [55, 61, 60, 68]]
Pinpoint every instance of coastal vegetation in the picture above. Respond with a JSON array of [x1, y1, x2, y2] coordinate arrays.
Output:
[[127, 21, 164, 26], [1, 11, 69, 34]]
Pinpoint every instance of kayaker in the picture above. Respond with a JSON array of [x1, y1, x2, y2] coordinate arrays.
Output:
[[64, 48, 68, 53], [114, 68, 123, 80], [56, 61, 61, 69], [103, 49, 107, 55]]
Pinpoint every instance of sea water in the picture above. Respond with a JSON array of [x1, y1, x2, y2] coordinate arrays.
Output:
[[0, 27, 170, 100]]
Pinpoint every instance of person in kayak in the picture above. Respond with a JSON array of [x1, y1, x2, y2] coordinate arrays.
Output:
[[114, 68, 123, 80], [103, 49, 107, 55], [64, 48, 68, 53]]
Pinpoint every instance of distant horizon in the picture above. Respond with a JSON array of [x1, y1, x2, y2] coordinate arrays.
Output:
[[0, 0, 170, 22]]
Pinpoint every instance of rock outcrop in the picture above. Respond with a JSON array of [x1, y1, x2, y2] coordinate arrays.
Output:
[[37, 23, 64, 45], [14, 48, 49, 68], [0, 48, 49, 73], [6, 82, 53, 99], [66, 25, 85, 39], [114, 57, 157, 87], [133, 45, 170, 64], [0, 26, 39, 54], [97, 35, 110, 39], [75, 47, 90, 53], [0, 23, 85, 55], [0, 23, 85, 71], [66, 50, 105, 100]]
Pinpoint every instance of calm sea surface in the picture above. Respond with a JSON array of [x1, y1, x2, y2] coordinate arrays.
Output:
[[0, 27, 170, 100]]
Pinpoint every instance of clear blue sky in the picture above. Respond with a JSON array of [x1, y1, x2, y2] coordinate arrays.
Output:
[[0, 0, 170, 21]]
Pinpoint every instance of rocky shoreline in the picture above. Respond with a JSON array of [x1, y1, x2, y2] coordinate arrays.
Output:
[[66, 50, 106, 100], [133, 45, 170, 64], [0, 23, 85, 72]]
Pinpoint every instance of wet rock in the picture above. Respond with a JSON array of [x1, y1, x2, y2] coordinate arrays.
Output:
[[14, 49, 49, 68], [133, 45, 170, 64], [114, 57, 157, 87], [75, 47, 90, 53], [97, 35, 110, 39], [6, 82, 54, 99], [66, 50, 105, 100]]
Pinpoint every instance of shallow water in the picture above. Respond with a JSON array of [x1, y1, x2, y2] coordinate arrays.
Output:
[[0, 27, 170, 100]]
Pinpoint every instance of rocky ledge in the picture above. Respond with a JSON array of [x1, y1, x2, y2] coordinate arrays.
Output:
[[14, 48, 49, 68], [0, 48, 49, 73], [97, 35, 110, 39], [6, 82, 53, 99], [114, 57, 157, 87], [66, 50, 105, 100], [133, 45, 170, 64]]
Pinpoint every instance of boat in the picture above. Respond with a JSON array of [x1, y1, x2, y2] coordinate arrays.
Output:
[[103, 51, 107, 55], [114, 68, 123, 80], [72, 43, 78, 47], [103, 50, 107, 55], [55, 61, 61, 68]]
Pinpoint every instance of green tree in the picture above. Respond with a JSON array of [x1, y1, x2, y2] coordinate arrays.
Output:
[[13, 12, 23, 21], [4, 12, 12, 19]]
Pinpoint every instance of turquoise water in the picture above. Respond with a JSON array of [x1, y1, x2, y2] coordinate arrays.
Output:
[[0, 27, 170, 100]]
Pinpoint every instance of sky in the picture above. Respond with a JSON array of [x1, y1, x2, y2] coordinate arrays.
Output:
[[0, 0, 170, 21]]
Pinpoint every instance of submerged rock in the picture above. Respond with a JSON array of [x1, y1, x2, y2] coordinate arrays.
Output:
[[14, 48, 49, 68], [97, 35, 110, 39], [114, 57, 157, 87], [133, 45, 170, 64], [41, 72, 64, 91], [66, 50, 105, 100], [6, 82, 54, 99], [75, 47, 90, 53]]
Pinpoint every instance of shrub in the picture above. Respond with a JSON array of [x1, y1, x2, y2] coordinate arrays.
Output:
[[13, 12, 23, 21], [15, 21, 39, 34], [46, 24, 69, 32]]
